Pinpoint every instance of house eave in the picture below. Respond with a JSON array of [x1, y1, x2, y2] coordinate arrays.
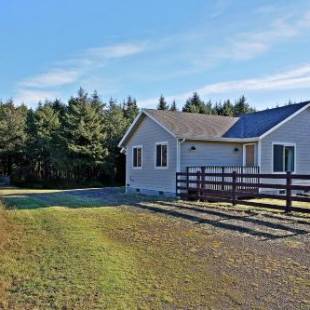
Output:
[[181, 137, 259, 143]]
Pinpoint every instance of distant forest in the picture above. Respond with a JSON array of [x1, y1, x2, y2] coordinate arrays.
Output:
[[0, 88, 261, 187]]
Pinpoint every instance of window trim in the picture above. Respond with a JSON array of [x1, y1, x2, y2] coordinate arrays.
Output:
[[132, 145, 143, 169], [243, 143, 256, 166], [154, 141, 169, 169], [272, 142, 296, 174]]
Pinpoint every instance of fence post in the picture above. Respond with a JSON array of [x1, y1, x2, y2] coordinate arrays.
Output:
[[221, 166, 225, 190], [286, 171, 292, 213], [175, 173, 178, 197], [186, 167, 189, 200], [201, 166, 206, 201], [232, 171, 237, 206]]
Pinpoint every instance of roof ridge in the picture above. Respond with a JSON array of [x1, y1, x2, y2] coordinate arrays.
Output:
[[143, 108, 239, 120], [240, 100, 310, 117]]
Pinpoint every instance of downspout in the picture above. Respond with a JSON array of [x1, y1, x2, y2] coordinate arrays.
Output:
[[176, 138, 185, 173], [257, 139, 262, 193], [120, 147, 128, 192], [176, 139, 185, 197]]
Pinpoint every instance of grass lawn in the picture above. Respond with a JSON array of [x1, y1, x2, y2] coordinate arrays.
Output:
[[0, 188, 309, 309]]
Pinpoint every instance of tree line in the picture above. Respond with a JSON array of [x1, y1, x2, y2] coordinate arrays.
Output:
[[157, 92, 256, 116], [0, 88, 256, 187]]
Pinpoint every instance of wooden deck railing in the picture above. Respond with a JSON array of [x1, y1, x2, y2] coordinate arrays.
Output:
[[176, 169, 310, 214]]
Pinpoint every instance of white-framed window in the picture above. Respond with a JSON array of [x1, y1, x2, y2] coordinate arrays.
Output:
[[272, 143, 296, 173], [132, 145, 142, 168], [155, 142, 168, 168], [243, 143, 256, 166]]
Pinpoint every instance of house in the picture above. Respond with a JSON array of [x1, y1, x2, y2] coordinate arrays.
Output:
[[118, 101, 310, 196]]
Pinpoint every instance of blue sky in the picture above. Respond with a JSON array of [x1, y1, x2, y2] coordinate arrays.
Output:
[[1, 0, 310, 110]]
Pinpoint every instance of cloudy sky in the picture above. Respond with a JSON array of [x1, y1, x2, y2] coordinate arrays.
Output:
[[1, 0, 310, 109]]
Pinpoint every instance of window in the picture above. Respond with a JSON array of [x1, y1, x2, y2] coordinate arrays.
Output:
[[155, 143, 168, 168], [132, 146, 142, 168], [273, 144, 295, 172]]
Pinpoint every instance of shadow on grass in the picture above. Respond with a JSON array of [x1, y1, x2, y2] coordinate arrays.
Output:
[[1, 187, 163, 210], [1, 187, 309, 240], [133, 201, 310, 241]]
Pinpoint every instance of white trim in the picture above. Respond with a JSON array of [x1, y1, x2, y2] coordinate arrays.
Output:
[[257, 140, 262, 169], [243, 143, 257, 166], [271, 142, 296, 174], [259, 102, 310, 140], [132, 145, 143, 169], [118, 111, 143, 148], [176, 138, 185, 173], [154, 141, 169, 169], [118, 110, 177, 148], [186, 137, 259, 143]]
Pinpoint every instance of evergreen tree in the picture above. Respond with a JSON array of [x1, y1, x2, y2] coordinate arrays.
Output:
[[104, 100, 129, 183], [182, 92, 205, 113], [123, 96, 139, 122], [233, 95, 255, 116], [204, 100, 214, 115], [222, 100, 234, 116], [157, 95, 169, 110], [63, 88, 107, 180], [26, 102, 61, 180], [170, 100, 177, 111], [0, 100, 27, 176]]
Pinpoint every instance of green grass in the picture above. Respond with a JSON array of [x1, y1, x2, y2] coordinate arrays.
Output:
[[0, 188, 309, 309]]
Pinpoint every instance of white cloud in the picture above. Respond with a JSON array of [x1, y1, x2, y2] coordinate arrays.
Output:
[[15, 89, 58, 106], [21, 69, 80, 88], [16, 42, 146, 105], [86, 42, 146, 59], [211, 10, 310, 62], [139, 64, 310, 108]]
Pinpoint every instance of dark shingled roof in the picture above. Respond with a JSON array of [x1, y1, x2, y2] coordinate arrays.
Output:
[[224, 101, 310, 138], [144, 109, 238, 140], [144, 101, 310, 140]]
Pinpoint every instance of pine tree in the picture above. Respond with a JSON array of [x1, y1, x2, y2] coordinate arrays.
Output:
[[182, 92, 205, 113], [26, 102, 61, 180], [157, 95, 169, 110], [222, 100, 234, 116], [0, 100, 27, 176], [233, 96, 255, 116], [170, 100, 177, 111], [123, 96, 139, 122], [63, 88, 107, 180], [104, 101, 129, 183]]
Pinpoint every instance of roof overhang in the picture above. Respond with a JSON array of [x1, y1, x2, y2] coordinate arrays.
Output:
[[184, 137, 259, 143], [118, 102, 310, 149]]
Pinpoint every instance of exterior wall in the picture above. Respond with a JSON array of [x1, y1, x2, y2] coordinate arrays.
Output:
[[180, 141, 244, 171], [125, 116, 177, 195], [260, 107, 310, 174]]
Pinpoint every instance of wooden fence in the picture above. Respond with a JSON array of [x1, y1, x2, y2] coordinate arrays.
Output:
[[186, 166, 260, 193], [176, 169, 310, 213]]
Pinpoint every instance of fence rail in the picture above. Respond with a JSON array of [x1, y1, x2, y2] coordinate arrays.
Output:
[[176, 168, 310, 214]]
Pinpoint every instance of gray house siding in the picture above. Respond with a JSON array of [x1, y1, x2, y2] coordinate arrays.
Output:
[[125, 115, 177, 195], [260, 107, 310, 174], [180, 141, 244, 171]]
